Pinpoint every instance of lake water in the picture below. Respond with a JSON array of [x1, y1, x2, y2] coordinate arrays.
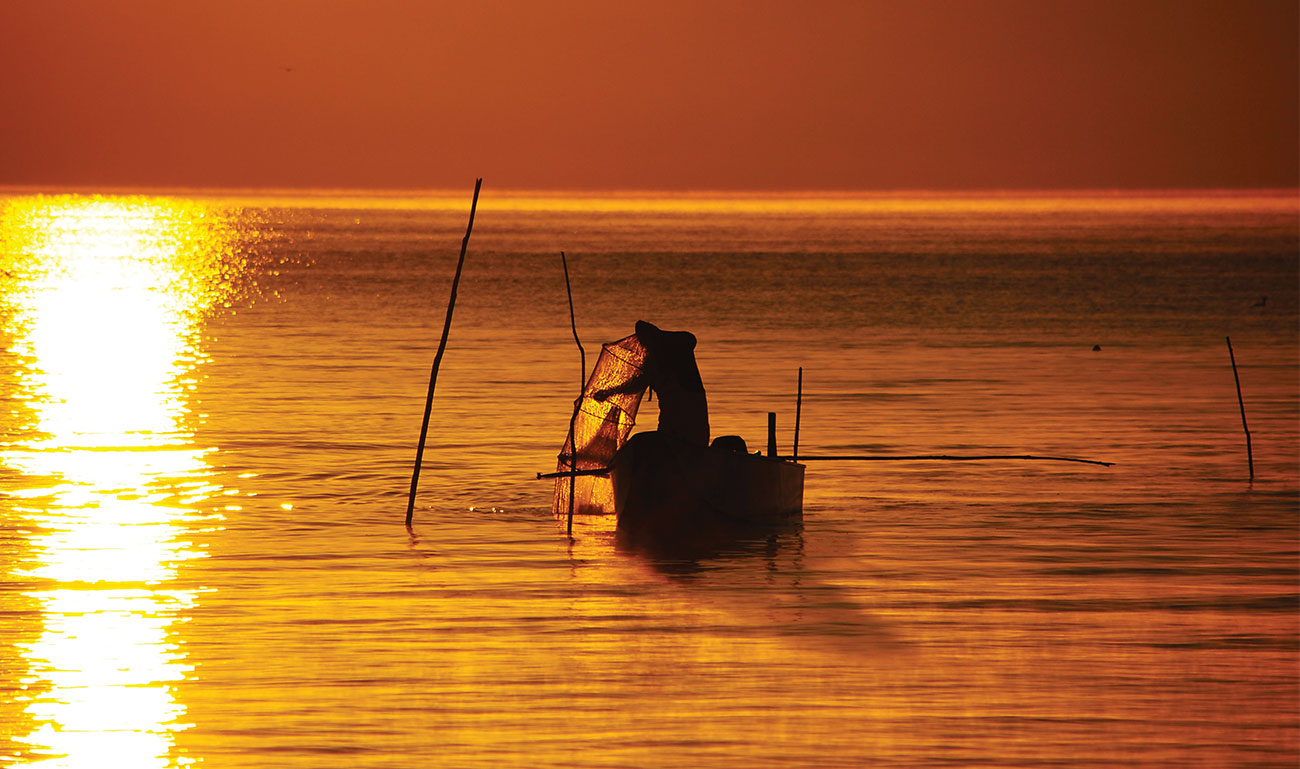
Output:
[[1, 189, 1297, 768]]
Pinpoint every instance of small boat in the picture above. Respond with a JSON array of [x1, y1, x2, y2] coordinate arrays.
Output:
[[551, 330, 804, 546], [611, 430, 804, 547]]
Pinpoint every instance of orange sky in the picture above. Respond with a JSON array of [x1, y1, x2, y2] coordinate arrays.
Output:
[[1, 0, 1296, 191]]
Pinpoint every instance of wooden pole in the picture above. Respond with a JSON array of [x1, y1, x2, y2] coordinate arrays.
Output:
[[538, 454, 1113, 477], [793, 367, 803, 462], [406, 178, 483, 527], [767, 412, 777, 458], [1226, 336, 1254, 481], [791, 454, 1113, 467], [561, 251, 585, 538], [537, 467, 609, 480]]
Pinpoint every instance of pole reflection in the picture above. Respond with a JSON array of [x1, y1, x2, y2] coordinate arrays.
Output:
[[0, 196, 254, 768]]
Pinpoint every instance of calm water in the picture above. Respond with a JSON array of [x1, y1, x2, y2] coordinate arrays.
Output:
[[1, 189, 1297, 768]]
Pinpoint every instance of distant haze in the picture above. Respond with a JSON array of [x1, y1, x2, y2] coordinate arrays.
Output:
[[2, 0, 1296, 191]]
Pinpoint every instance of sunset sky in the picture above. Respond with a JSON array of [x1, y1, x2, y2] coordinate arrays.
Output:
[[2, 0, 1296, 191]]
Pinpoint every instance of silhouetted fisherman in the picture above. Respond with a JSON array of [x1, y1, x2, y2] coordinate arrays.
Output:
[[593, 320, 710, 445]]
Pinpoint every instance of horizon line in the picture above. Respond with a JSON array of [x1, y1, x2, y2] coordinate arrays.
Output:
[[2, 183, 1298, 199]]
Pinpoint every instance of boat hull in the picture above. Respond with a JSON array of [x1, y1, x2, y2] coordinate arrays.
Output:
[[611, 431, 804, 548]]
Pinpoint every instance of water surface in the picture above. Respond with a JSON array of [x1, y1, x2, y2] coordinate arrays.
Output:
[[1, 189, 1297, 767]]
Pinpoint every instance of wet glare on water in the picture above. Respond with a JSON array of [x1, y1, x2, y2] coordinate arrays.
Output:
[[0, 190, 1296, 767]]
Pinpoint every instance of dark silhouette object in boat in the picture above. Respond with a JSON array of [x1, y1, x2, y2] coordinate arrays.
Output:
[[552, 322, 804, 538]]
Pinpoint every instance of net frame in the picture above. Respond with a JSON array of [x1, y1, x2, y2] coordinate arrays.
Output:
[[553, 333, 648, 515]]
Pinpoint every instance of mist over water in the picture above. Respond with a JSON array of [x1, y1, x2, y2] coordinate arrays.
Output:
[[2, 190, 1296, 767]]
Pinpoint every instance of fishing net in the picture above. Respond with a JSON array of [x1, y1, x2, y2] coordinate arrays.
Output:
[[553, 333, 648, 515]]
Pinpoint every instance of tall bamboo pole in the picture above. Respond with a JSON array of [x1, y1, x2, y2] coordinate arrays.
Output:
[[406, 178, 483, 527]]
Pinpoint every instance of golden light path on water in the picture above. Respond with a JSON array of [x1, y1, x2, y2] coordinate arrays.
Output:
[[1, 197, 251, 768]]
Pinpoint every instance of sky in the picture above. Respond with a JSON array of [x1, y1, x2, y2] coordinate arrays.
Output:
[[1, 0, 1296, 192]]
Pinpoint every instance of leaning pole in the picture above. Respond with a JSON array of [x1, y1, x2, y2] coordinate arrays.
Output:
[[406, 178, 483, 527]]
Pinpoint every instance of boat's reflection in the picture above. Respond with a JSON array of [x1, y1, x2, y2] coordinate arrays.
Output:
[[614, 516, 806, 575], [567, 512, 899, 654]]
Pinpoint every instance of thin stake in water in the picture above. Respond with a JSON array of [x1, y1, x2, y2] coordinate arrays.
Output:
[[1226, 335, 1254, 481], [406, 178, 483, 527], [561, 251, 585, 538], [793, 367, 802, 462], [767, 412, 777, 458]]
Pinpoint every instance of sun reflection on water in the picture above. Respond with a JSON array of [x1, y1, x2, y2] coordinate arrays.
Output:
[[0, 196, 258, 767]]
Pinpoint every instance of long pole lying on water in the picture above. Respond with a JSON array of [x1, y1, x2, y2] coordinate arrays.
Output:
[[561, 251, 585, 539], [1226, 335, 1254, 481], [406, 178, 483, 527], [791, 454, 1113, 467], [538, 453, 1112, 477], [537, 451, 1113, 478]]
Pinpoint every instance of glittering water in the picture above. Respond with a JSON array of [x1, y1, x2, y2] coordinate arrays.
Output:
[[1, 190, 1296, 768]]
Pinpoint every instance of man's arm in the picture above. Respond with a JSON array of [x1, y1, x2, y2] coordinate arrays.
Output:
[[592, 370, 649, 402]]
